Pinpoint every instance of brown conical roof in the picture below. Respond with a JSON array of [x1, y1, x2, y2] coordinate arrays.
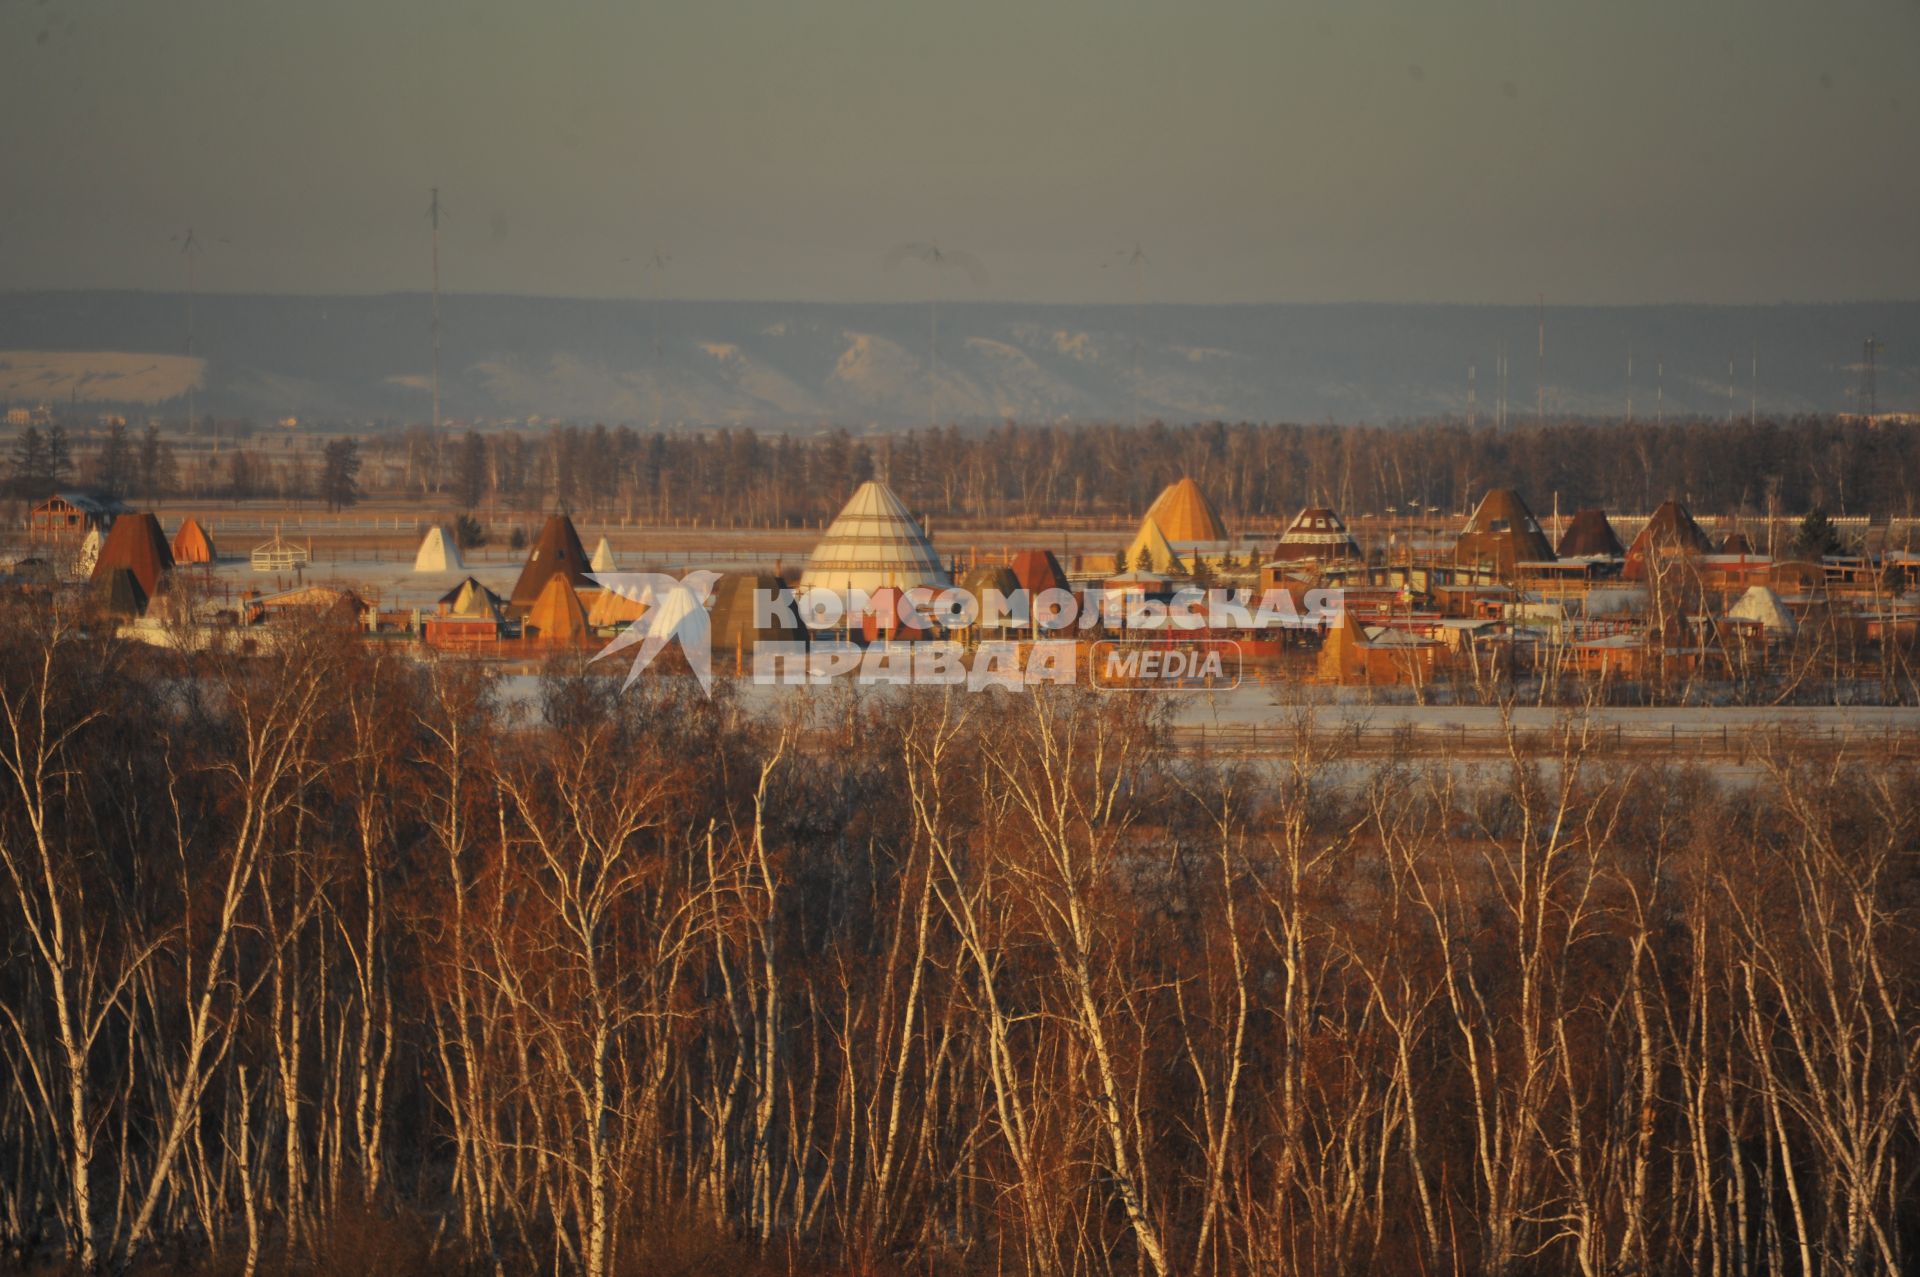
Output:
[[509, 515, 592, 608], [1274, 507, 1361, 561], [1008, 549, 1070, 596], [525, 574, 589, 643], [1454, 489, 1554, 575], [92, 513, 173, 599], [171, 516, 216, 564], [1624, 500, 1714, 579], [1556, 509, 1624, 559], [1144, 477, 1229, 543]]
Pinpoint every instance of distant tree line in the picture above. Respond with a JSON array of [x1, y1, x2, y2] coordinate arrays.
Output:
[[370, 415, 1920, 526], [13, 413, 1917, 525]]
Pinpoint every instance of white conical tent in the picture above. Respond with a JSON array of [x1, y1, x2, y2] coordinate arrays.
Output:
[[74, 526, 103, 579], [413, 525, 465, 573], [591, 536, 617, 572], [799, 480, 951, 596], [1729, 585, 1796, 637]]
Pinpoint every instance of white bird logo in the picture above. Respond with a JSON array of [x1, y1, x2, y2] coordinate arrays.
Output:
[[587, 570, 723, 694]]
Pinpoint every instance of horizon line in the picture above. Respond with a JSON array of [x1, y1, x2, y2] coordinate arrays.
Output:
[[2, 288, 1917, 310]]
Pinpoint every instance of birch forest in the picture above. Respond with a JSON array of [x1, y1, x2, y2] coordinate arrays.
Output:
[[2, 600, 1917, 1275]]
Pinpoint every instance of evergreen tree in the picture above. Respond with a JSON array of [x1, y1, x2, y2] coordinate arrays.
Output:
[[1791, 507, 1843, 559], [320, 438, 362, 511], [457, 430, 489, 511], [7, 426, 51, 496], [137, 425, 163, 502], [94, 424, 131, 498], [45, 425, 72, 488]]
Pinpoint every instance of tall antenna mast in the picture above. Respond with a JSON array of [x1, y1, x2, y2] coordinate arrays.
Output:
[[429, 187, 443, 445], [1727, 356, 1735, 423], [1467, 361, 1477, 428], [1749, 343, 1756, 424], [1627, 347, 1634, 423], [1496, 345, 1507, 428], [1862, 334, 1882, 418], [185, 229, 196, 437], [1656, 358, 1664, 425]]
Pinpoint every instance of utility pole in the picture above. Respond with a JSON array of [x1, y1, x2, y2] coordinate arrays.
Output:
[[1626, 348, 1634, 423], [1467, 362, 1476, 428]]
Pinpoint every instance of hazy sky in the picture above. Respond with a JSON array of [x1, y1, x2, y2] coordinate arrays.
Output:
[[2, 0, 1916, 304]]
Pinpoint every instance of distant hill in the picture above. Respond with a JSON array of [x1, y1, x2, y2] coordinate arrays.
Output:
[[0, 291, 1912, 427]]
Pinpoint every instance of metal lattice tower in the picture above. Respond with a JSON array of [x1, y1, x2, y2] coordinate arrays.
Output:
[[1862, 334, 1883, 417]]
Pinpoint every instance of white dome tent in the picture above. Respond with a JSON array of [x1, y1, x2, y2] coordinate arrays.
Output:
[[798, 480, 950, 597], [1728, 585, 1796, 637]]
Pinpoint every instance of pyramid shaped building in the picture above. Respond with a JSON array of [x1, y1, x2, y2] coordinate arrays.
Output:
[[91, 512, 174, 599], [1624, 500, 1714, 580], [1274, 507, 1361, 561], [1556, 509, 1624, 559], [1454, 489, 1554, 576], [413, 525, 465, 573], [1124, 517, 1188, 576], [799, 481, 950, 596], [510, 515, 592, 608], [524, 574, 589, 643], [1144, 477, 1228, 544]]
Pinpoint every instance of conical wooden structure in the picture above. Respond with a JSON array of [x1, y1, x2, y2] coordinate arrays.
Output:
[[590, 536, 617, 572], [510, 515, 592, 608], [91, 512, 173, 599], [1123, 517, 1187, 576], [438, 576, 506, 621], [524, 574, 589, 643], [1008, 548, 1070, 597], [171, 517, 216, 565], [1454, 489, 1554, 575], [1274, 507, 1360, 561], [587, 585, 649, 628], [1624, 499, 1714, 580], [799, 481, 949, 595], [1144, 477, 1228, 543], [413, 525, 465, 573], [1556, 509, 1623, 559]]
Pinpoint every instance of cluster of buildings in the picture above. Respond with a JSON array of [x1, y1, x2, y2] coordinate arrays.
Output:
[[8, 476, 1916, 691]]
